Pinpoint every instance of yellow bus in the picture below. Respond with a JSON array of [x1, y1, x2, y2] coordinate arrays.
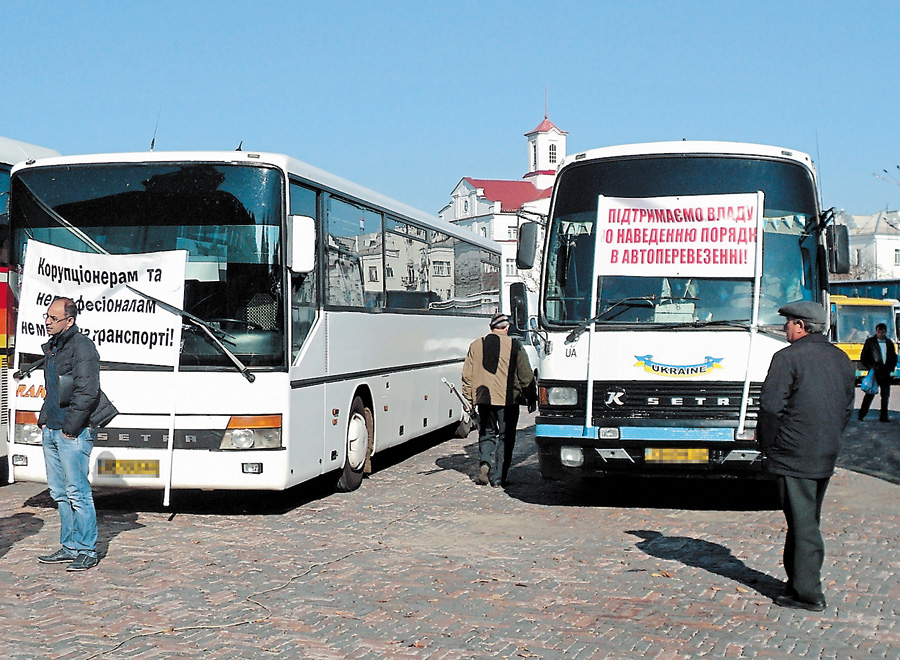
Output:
[[830, 294, 900, 377]]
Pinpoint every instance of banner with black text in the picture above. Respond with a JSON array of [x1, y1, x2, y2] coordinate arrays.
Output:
[[16, 241, 187, 367]]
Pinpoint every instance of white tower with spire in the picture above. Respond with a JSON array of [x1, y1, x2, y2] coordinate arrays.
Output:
[[523, 114, 567, 191]]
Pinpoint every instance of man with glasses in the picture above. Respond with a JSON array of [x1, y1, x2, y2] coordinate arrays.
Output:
[[759, 301, 855, 612], [35, 297, 117, 571]]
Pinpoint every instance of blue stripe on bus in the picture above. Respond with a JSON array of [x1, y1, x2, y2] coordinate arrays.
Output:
[[535, 424, 598, 439], [535, 425, 734, 442], [620, 427, 734, 441]]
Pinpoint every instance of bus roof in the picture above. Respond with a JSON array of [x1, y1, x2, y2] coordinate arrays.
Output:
[[0, 136, 59, 166], [560, 141, 815, 172], [830, 294, 900, 306], [12, 149, 500, 253]]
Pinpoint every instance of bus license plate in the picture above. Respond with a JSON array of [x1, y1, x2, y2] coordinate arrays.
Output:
[[644, 448, 709, 464], [97, 459, 160, 477]]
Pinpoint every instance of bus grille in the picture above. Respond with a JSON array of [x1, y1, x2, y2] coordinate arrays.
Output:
[[591, 381, 762, 422]]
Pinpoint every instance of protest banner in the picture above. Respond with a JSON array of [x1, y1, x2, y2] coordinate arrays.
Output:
[[595, 193, 763, 278], [16, 241, 187, 367]]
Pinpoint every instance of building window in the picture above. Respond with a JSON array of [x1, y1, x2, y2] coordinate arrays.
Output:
[[506, 258, 517, 276], [464, 200, 469, 213], [895, 249, 900, 266], [532, 142, 537, 170], [481, 227, 488, 238], [368, 266, 379, 282], [549, 143, 557, 164], [508, 227, 518, 240], [433, 260, 450, 277]]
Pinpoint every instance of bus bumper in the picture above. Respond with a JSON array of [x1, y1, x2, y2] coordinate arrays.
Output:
[[535, 422, 769, 480]]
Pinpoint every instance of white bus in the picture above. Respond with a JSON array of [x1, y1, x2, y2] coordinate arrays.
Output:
[[513, 141, 849, 481], [6, 150, 500, 494], [0, 137, 60, 473]]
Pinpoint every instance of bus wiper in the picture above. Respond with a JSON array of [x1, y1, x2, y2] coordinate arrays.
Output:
[[565, 297, 655, 343], [127, 285, 256, 383], [17, 178, 108, 254], [652, 319, 751, 330]]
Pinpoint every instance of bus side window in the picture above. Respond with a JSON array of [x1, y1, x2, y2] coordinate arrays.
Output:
[[290, 182, 318, 362]]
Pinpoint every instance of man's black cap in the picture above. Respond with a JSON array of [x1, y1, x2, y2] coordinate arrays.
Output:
[[778, 300, 826, 324]]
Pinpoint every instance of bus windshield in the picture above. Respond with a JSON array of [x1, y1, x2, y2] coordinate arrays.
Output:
[[833, 304, 896, 343], [9, 163, 285, 367], [544, 156, 820, 327]]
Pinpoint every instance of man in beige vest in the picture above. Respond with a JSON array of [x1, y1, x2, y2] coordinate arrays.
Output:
[[461, 313, 536, 487]]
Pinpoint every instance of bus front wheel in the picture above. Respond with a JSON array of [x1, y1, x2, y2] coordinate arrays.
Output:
[[337, 395, 373, 492]]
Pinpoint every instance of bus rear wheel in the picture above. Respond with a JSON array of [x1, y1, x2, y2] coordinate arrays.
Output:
[[336, 395, 373, 492]]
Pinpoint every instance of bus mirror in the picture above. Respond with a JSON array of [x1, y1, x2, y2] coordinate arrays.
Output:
[[509, 282, 528, 331], [289, 215, 316, 273], [517, 221, 539, 270], [826, 224, 850, 274]]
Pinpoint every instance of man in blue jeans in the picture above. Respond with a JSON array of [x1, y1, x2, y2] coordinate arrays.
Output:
[[35, 297, 117, 572]]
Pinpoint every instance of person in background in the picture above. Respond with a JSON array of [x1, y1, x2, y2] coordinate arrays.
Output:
[[35, 297, 117, 572], [461, 313, 536, 488], [759, 301, 855, 612], [857, 322, 897, 422]]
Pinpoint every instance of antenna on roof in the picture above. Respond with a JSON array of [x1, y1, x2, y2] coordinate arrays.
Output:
[[150, 106, 161, 152], [236, 141, 243, 151], [544, 86, 549, 119]]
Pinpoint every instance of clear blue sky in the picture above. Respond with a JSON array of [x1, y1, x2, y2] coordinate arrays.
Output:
[[3, 1, 899, 216]]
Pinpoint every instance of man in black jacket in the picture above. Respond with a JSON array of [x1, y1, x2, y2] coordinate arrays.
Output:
[[35, 297, 117, 572], [759, 301, 855, 612], [857, 322, 897, 422]]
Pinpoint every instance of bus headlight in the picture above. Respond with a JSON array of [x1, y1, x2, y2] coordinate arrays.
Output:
[[545, 387, 578, 406], [15, 412, 42, 445], [560, 446, 584, 467], [219, 415, 282, 450]]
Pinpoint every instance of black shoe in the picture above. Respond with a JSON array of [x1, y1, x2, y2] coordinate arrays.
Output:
[[66, 554, 99, 572], [37, 548, 78, 564], [774, 593, 826, 612], [880, 416, 890, 423]]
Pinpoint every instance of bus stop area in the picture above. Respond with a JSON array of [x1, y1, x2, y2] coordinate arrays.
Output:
[[2, 406, 898, 659]]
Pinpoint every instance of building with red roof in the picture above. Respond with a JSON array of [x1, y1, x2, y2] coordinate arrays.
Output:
[[438, 115, 566, 311]]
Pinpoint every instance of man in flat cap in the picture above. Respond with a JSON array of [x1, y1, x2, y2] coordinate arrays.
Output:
[[461, 313, 536, 487], [759, 300, 855, 612]]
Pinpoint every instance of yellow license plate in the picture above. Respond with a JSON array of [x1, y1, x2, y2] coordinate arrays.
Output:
[[644, 448, 709, 464], [97, 459, 160, 477]]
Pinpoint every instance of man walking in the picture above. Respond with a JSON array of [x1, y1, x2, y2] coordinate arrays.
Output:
[[461, 313, 536, 487], [35, 297, 117, 571], [857, 322, 897, 422], [759, 301, 855, 612]]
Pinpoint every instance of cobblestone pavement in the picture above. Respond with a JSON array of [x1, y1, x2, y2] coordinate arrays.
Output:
[[2, 409, 898, 660]]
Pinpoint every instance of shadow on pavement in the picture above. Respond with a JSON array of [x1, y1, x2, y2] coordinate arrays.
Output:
[[627, 529, 784, 599], [17, 424, 463, 518], [0, 512, 44, 560], [838, 418, 900, 485], [23, 489, 146, 559]]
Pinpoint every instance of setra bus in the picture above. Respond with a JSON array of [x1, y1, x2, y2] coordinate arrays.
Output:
[[6, 150, 500, 496], [0, 137, 59, 472], [513, 141, 849, 481]]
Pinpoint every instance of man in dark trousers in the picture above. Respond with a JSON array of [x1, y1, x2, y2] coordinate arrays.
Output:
[[857, 322, 897, 422], [35, 297, 117, 571], [759, 301, 855, 612], [461, 313, 536, 488]]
